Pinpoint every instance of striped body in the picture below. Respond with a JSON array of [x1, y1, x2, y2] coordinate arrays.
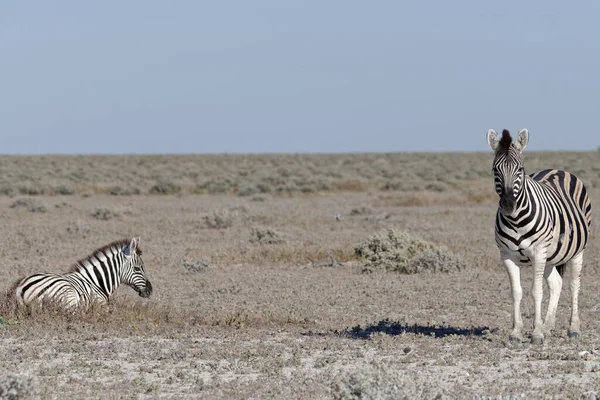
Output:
[[12, 238, 152, 311], [487, 128, 591, 344], [495, 168, 592, 267]]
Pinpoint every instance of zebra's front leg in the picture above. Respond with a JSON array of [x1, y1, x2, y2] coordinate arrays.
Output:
[[543, 265, 563, 335], [531, 248, 548, 344], [502, 255, 523, 342], [567, 252, 584, 338]]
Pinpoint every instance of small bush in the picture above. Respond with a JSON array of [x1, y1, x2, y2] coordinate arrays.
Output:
[[407, 247, 466, 273], [109, 186, 140, 196], [149, 182, 181, 195], [9, 198, 47, 213], [249, 195, 268, 202], [18, 185, 44, 196], [349, 206, 372, 216], [237, 183, 260, 197], [90, 207, 120, 221], [355, 229, 465, 273], [52, 185, 75, 195], [201, 180, 230, 194], [203, 210, 235, 229], [425, 181, 449, 192], [249, 227, 284, 245], [182, 259, 211, 273], [0, 186, 16, 197]]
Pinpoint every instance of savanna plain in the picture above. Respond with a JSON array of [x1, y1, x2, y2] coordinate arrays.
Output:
[[2, 152, 600, 399]]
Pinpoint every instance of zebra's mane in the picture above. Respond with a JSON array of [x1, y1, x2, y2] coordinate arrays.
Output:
[[497, 129, 513, 153], [69, 238, 143, 273]]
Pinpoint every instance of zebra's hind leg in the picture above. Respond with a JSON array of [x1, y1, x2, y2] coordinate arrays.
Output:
[[543, 264, 564, 335], [567, 252, 584, 338], [502, 255, 524, 342]]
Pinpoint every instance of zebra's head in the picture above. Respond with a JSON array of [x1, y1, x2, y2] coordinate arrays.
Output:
[[121, 237, 153, 298], [486, 129, 529, 214]]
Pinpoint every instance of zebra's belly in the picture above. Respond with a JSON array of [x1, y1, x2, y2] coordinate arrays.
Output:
[[496, 229, 584, 268]]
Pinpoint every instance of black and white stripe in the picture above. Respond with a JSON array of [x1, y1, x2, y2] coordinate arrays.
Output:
[[12, 237, 152, 311], [487, 129, 592, 344]]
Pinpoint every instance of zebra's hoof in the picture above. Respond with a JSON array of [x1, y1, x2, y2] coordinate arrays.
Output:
[[568, 330, 581, 338], [531, 335, 544, 345], [509, 334, 523, 343]]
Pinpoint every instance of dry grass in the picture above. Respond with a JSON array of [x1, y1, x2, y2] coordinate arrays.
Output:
[[1, 153, 600, 399]]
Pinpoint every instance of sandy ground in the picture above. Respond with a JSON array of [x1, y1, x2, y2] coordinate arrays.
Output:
[[1, 190, 600, 399]]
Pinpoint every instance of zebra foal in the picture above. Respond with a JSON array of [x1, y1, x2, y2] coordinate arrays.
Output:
[[11, 237, 152, 312], [487, 129, 592, 344]]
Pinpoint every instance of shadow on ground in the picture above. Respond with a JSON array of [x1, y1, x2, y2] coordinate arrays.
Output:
[[312, 318, 493, 340]]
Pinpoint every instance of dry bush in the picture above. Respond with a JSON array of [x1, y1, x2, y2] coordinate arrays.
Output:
[[90, 207, 121, 221], [355, 229, 466, 274], [149, 182, 181, 195], [408, 247, 466, 273], [331, 362, 444, 400], [249, 227, 285, 245], [349, 206, 372, 216], [202, 209, 238, 229], [182, 258, 211, 273], [9, 198, 47, 213], [200, 179, 231, 194], [52, 185, 75, 195], [108, 186, 140, 196], [0, 186, 16, 197]]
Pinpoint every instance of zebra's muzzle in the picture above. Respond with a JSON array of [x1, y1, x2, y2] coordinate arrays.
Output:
[[138, 280, 153, 298], [500, 194, 516, 213]]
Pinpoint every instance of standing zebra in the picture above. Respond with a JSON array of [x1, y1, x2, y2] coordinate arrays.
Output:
[[11, 237, 152, 311], [487, 129, 592, 344]]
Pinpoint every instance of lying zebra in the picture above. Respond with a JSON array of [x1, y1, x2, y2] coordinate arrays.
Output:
[[11, 237, 153, 311]]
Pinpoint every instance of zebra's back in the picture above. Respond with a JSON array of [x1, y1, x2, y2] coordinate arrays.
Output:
[[530, 169, 592, 229], [12, 273, 92, 309]]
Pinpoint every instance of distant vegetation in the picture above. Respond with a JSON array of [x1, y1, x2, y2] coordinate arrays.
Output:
[[1, 152, 599, 197]]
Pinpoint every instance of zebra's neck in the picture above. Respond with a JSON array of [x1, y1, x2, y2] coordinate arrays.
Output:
[[72, 246, 124, 299]]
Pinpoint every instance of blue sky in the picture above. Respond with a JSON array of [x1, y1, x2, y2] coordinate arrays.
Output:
[[1, 1, 599, 154]]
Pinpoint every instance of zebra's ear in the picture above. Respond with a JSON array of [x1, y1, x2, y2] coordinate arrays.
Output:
[[514, 129, 529, 153], [486, 129, 500, 151], [123, 237, 139, 256]]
